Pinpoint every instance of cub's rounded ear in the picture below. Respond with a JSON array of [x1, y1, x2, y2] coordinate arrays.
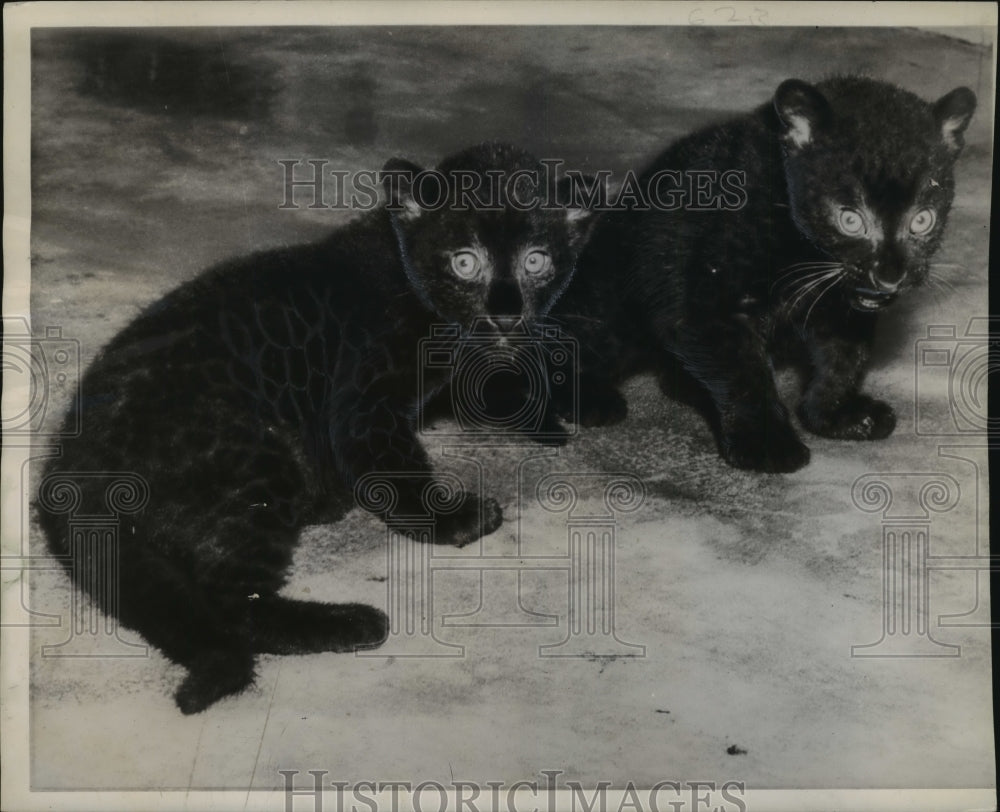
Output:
[[557, 172, 607, 231], [933, 86, 976, 153], [382, 157, 424, 220], [773, 79, 831, 150]]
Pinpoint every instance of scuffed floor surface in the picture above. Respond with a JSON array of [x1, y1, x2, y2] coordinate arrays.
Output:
[[24, 25, 994, 790]]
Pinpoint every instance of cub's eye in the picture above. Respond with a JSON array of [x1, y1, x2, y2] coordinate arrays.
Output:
[[522, 249, 552, 276], [909, 208, 937, 236], [450, 250, 481, 280], [837, 208, 865, 236]]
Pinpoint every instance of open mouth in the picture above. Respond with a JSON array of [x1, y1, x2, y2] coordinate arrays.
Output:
[[851, 290, 897, 312]]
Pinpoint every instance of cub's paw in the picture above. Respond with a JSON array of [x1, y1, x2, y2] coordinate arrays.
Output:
[[720, 417, 811, 473], [436, 494, 503, 547], [343, 604, 389, 649], [526, 408, 571, 446], [569, 383, 628, 427], [799, 395, 896, 441], [530, 428, 570, 447], [174, 652, 255, 715]]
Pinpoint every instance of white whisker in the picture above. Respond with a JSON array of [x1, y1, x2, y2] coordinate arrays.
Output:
[[784, 275, 833, 311], [802, 275, 842, 329], [928, 272, 956, 290], [783, 269, 842, 314], [771, 266, 842, 294]]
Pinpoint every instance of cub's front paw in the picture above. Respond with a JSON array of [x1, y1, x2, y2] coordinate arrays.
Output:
[[435, 494, 503, 547], [526, 408, 570, 446], [799, 395, 896, 441], [720, 416, 810, 473]]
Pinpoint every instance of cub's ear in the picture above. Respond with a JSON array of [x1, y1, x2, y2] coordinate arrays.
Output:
[[773, 79, 831, 150], [933, 86, 976, 153], [382, 157, 424, 220], [557, 173, 606, 236]]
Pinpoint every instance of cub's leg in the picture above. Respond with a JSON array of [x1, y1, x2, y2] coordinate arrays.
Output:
[[668, 316, 810, 472], [548, 319, 628, 428], [553, 369, 628, 428], [796, 324, 896, 440], [101, 456, 382, 712], [331, 387, 502, 546], [104, 546, 259, 715], [249, 596, 387, 655], [473, 367, 571, 446]]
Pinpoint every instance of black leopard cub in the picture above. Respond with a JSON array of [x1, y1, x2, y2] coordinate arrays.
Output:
[[36, 142, 595, 713], [554, 76, 976, 471]]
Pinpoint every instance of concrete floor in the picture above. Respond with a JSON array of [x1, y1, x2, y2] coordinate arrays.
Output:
[[23, 25, 995, 795]]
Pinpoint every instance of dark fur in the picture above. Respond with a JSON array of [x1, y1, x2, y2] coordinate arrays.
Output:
[[552, 77, 976, 471], [36, 142, 594, 713]]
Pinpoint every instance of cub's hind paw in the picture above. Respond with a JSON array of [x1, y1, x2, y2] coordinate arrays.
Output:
[[174, 652, 255, 715], [530, 430, 570, 447], [799, 395, 896, 441], [341, 604, 389, 650], [250, 598, 388, 655], [527, 412, 571, 446], [720, 417, 810, 473], [437, 494, 502, 548]]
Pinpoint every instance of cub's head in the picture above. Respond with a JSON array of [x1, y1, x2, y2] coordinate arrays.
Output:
[[773, 76, 976, 312], [383, 142, 597, 337]]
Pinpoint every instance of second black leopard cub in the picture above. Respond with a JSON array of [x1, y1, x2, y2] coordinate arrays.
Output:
[[555, 76, 976, 471]]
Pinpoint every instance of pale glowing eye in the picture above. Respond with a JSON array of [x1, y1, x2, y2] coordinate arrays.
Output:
[[450, 250, 481, 280], [523, 249, 552, 276], [909, 208, 937, 236], [838, 208, 865, 236]]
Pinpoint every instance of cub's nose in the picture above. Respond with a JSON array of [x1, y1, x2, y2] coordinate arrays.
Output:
[[867, 268, 902, 294], [488, 316, 523, 335], [486, 279, 523, 317], [470, 315, 523, 336]]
